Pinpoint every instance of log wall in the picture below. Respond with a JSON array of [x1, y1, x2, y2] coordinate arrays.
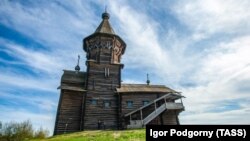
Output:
[[54, 90, 85, 135], [119, 93, 180, 128], [161, 110, 178, 125], [83, 61, 122, 129]]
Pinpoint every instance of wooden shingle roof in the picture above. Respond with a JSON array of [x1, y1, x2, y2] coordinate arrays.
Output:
[[57, 70, 86, 92], [58, 84, 86, 92], [116, 84, 179, 93], [61, 70, 86, 83], [95, 12, 115, 34]]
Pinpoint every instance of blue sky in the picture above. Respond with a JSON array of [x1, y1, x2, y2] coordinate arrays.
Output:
[[1, 0, 250, 135]]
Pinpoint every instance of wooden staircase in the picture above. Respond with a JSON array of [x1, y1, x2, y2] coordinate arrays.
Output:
[[124, 93, 184, 129]]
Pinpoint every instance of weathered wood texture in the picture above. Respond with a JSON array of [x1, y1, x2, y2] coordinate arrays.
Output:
[[120, 93, 157, 128], [54, 90, 85, 135], [120, 93, 158, 117], [54, 70, 86, 135], [84, 35, 125, 65], [83, 61, 122, 129], [161, 110, 179, 124], [120, 93, 181, 128]]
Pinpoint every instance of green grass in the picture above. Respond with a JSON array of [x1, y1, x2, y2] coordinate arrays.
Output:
[[30, 129, 146, 141]]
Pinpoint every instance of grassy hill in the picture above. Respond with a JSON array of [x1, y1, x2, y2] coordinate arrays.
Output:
[[31, 129, 146, 141]]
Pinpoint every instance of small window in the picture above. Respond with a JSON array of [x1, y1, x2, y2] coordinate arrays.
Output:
[[104, 68, 110, 78], [143, 100, 149, 106], [127, 101, 133, 108], [90, 99, 97, 105], [104, 101, 111, 108]]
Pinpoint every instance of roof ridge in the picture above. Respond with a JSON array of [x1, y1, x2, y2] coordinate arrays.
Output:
[[121, 83, 166, 86]]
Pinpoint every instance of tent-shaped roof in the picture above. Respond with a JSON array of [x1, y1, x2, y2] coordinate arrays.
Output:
[[95, 12, 115, 34]]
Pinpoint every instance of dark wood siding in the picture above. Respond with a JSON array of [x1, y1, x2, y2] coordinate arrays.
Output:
[[120, 93, 158, 117], [119, 93, 180, 128], [54, 90, 85, 135], [161, 110, 178, 124], [83, 62, 122, 129], [120, 93, 158, 128]]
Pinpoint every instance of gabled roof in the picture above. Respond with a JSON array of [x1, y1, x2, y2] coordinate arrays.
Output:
[[95, 12, 115, 34], [116, 84, 179, 93]]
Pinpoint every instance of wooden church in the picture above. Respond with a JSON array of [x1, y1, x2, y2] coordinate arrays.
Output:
[[54, 12, 185, 135]]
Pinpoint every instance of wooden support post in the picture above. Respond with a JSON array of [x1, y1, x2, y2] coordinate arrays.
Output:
[[140, 109, 143, 125], [154, 102, 157, 114], [164, 98, 167, 108]]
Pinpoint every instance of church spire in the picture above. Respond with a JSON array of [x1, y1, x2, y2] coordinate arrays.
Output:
[[95, 10, 115, 34]]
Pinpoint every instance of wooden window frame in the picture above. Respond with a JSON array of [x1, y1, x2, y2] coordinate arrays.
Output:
[[126, 101, 133, 108], [90, 99, 97, 105], [103, 101, 111, 108], [142, 100, 149, 106]]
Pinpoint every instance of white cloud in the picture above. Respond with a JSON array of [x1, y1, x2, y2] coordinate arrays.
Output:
[[196, 36, 250, 84], [108, 0, 192, 86], [0, 91, 57, 111], [180, 107, 250, 124], [172, 0, 250, 39], [0, 70, 58, 92], [107, 0, 250, 124], [0, 38, 63, 74], [180, 36, 250, 123], [0, 0, 95, 49], [109, 2, 170, 68], [0, 0, 95, 73]]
